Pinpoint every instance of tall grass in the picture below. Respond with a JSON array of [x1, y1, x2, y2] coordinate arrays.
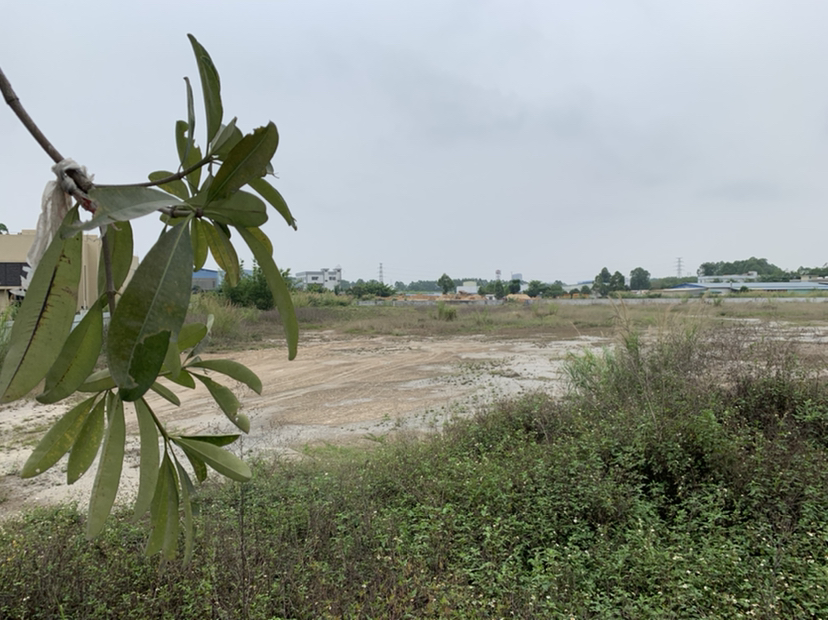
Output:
[[3, 322, 828, 618]]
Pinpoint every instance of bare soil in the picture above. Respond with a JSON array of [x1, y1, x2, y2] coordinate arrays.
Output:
[[0, 331, 605, 516]]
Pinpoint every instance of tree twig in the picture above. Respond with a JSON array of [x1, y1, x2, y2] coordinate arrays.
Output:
[[96, 155, 214, 190]]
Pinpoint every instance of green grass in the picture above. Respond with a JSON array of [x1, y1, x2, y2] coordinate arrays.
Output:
[[2, 322, 828, 618]]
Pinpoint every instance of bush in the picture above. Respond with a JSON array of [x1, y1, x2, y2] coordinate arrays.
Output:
[[436, 301, 457, 321], [4, 322, 828, 618]]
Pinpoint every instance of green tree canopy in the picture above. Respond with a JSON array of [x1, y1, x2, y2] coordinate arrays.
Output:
[[349, 280, 394, 298], [437, 273, 455, 295], [593, 267, 611, 297], [629, 267, 651, 290]]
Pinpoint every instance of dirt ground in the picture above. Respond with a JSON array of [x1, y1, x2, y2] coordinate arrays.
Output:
[[0, 331, 605, 516]]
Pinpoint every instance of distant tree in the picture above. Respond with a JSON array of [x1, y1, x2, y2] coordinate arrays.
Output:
[[629, 267, 651, 290], [349, 280, 394, 299], [493, 279, 506, 299], [393, 281, 406, 291], [542, 282, 565, 298], [650, 276, 696, 290], [0, 223, 7, 234], [697, 257, 783, 278], [526, 280, 545, 298], [609, 271, 626, 292], [437, 273, 455, 295], [508, 279, 521, 294], [580, 285, 592, 296], [407, 280, 440, 292], [219, 261, 293, 310], [593, 267, 611, 297]]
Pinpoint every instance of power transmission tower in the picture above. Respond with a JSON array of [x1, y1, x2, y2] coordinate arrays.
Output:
[[378, 263, 384, 284], [676, 257, 683, 278]]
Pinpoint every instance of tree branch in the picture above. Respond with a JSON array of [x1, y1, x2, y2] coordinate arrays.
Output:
[[96, 154, 214, 190], [0, 65, 93, 195]]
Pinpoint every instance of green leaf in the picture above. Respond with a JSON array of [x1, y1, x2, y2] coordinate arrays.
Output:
[[203, 221, 239, 286], [97, 221, 134, 296], [191, 373, 247, 432], [146, 453, 179, 558], [174, 437, 251, 481], [178, 322, 208, 352], [248, 177, 297, 230], [191, 219, 208, 271], [175, 121, 203, 193], [187, 359, 262, 394], [87, 393, 126, 539], [21, 395, 97, 478], [203, 190, 268, 228], [237, 226, 298, 360], [150, 381, 181, 407], [206, 122, 279, 202], [38, 300, 104, 404], [191, 314, 214, 360], [37, 299, 104, 405], [148, 171, 189, 201], [75, 187, 183, 232], [166, 368, 196, 389], [107, 221, 193, 402], [78, 369, 116, 393], [174, 459, 196, 564], [163, 334, 182, 382], [181, 447, 208, 483], [187, 34, 223, 144], [0, 208, 82, 403], [213, 125, 243, 161], [208, 117, 238, 156], [133, 398, 160, 519], [67, 396, 106, 484], [183, 76, 196, 165], [182, 434, 239, 447]]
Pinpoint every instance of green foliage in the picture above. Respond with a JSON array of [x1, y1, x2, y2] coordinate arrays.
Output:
[[4, 325, 828, 617], [697, 256, 786, 279], [527, 280, 565, 298], [217, 260, 293, 310], [629, 266, 651, 290], [437, 273, 455, 294], [348, 279, 395, 299], [650, 275, 697, 289], [436, 301, 457, 321], [1, 35, 300, 558]]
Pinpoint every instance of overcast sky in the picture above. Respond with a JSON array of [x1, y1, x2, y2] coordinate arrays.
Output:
[[2, 1, 827, 284]]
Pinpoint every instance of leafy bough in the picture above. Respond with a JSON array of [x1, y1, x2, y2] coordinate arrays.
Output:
[[0, 35, 298, 561]]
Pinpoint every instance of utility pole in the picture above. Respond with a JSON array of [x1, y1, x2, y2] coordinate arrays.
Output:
[[676, 257, 683, 279]]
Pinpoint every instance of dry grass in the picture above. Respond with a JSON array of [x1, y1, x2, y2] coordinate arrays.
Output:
[[186, 294, 828, 353]]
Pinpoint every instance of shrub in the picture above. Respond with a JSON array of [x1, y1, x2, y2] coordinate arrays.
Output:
[[436, 301, 457, 321]]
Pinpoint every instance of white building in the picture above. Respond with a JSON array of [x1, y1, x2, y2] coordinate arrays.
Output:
[[296, 266, 342, 291], [456, 280, 479, 295]]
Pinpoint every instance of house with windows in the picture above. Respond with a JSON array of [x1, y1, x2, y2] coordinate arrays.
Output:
[[296, 266, 342, 291]]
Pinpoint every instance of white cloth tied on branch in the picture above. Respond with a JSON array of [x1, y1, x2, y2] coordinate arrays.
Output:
[[20, 158, 93, 292]]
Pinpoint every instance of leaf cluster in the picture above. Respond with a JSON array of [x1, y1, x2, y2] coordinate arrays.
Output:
[[0, 35, 300, 560]]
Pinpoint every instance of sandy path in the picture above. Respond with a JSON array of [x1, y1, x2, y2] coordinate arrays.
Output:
[[0, 332, 603, 515]]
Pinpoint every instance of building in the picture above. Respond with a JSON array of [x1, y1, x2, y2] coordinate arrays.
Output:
[[296, 266, 342, 291], [667, 281, 828, 295], [697, 271, 760, 284], [456, 280, 479, 295], [193, 268, 219, 291], [0, 229, 137, 311]]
